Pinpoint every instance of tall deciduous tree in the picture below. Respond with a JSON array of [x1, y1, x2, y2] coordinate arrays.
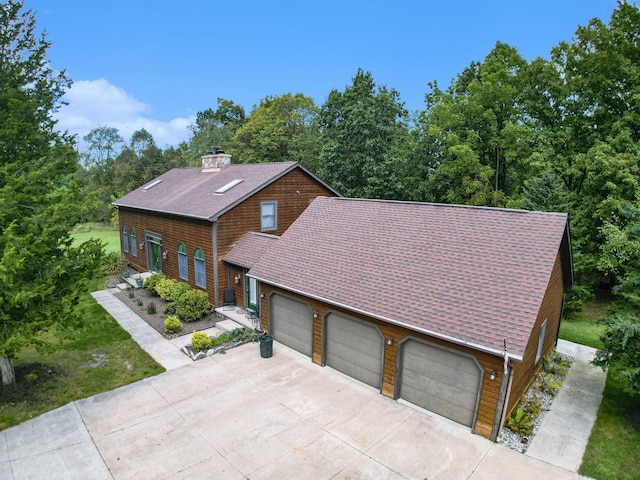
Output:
[[230, 93, 320, 170], [424, 42, 530, 205], [187, 98, 245, 165], [318, 69, 409, 199], [0, 1, 103, 384]]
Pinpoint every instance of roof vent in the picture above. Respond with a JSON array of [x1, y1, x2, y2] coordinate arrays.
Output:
[[202, 149, 232, 172]]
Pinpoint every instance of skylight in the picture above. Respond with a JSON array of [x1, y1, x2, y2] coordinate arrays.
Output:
[[142, 179, 162, 191], [215, 179, 243, 194]]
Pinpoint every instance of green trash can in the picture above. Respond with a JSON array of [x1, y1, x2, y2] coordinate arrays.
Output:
[[259, 335, 273, 358]]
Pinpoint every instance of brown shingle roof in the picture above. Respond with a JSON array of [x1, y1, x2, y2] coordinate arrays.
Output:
[[248, 197, 571, 360], [113, 162, 337, 220], [223, 232, 279, 269]]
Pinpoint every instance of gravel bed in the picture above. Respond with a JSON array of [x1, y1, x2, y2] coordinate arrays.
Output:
[[498, 351, 573, 453]]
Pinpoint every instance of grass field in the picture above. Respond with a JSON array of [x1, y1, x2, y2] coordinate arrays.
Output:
[[559, 296, 609, 349], [560, 295, 640, 479], [580, 368, 640, 479], [0, 276, 164, 430], [71, 223, 120, 254]]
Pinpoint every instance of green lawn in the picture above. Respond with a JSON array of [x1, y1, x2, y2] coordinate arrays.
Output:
[[559, 296, 609, 349], [560, 294, 640, 480], [580, 368, 640, 480], [0, 275, 164, 430], [71, 223, 120, 254]]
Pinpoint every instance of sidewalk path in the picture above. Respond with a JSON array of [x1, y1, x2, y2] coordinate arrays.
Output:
[[91, 289, 193, 370], [525, 339, 607, 471]]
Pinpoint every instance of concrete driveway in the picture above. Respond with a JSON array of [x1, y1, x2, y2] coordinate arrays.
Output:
[[1, 341, 590, 480]]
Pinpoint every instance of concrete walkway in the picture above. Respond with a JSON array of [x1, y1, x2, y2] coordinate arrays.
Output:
[[0, 291, 604, 479], [526, 340, 607, 471]]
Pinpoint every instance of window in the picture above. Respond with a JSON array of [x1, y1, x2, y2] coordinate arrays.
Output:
[[261, 201, 277, 232], [130, 228, 137, 257], [122, 226, 129, 253], [178, 243, 188, 281], [194, 248, 206, 288], [535, 319, 548, 364]]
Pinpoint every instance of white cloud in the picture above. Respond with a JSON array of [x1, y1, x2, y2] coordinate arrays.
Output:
[[55, 79, 194, 149]]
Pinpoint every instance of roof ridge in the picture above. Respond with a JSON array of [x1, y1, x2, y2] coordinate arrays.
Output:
[[330, 197, 568, 217]]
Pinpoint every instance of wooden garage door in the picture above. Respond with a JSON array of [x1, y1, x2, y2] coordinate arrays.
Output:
[[398, 339, 482, 427], [325, 313, 384, 389], [270, 294, 313, 357]]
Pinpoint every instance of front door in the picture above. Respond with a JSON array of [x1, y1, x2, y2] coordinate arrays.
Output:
[[247, 276, 258, 311], [145, 233, 163, 273]]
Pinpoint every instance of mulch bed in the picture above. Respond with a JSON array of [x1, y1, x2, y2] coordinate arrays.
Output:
[[108, 274, 218, 340]]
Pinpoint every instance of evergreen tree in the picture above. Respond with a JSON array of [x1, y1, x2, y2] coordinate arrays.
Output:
[[0, 1, 103, 384]]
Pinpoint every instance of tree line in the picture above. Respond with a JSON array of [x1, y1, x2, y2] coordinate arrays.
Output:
[[2, 0, 638, 392]]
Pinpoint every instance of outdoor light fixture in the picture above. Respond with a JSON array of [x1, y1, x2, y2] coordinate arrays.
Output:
[[490, 370, 497, 381], [313, 312, 319, 319], [139, 243, 144, 251], [387, 337, 394, 346]]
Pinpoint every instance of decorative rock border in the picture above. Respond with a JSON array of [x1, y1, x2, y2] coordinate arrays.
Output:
[[180, 339, 255, 361]]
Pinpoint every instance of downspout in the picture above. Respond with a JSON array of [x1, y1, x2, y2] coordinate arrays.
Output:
[[491, 360, 514, 441], [212, 221, 219, 307], [555, 292, 567, 350]]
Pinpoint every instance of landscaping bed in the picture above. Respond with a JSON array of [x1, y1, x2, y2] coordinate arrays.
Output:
[[498, 351, 573, 452], [108, 274, 217, 339]]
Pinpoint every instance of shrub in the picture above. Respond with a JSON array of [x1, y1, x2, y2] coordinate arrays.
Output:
[[107, 253, 128, 277], [155, 278, 177, 301], [147, 301, 157, 314], [143, 273, 167, 295], [164, 316, 183, 334], [164, 302, 177, 315], [176, 289, 210, 323], [191, 331, 212, 352], [543, 352, 571, 377], [534, 372, 562, 396], [507, 406, 536, 436], [170, 282, 192, 303]]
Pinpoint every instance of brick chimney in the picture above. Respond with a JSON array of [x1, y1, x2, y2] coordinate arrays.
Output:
[[201, 147, 231, 172]]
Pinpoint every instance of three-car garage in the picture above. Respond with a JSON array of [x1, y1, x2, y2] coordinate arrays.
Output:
[[269, 293, 483, 429]]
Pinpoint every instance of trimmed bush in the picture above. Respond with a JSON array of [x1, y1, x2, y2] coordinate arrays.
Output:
[[191, 331, 212, 352], [176, 289, 210, 323], [170, 282, 191, 303], [143, 273, 167, 295], [164, 302, 177, 315], [156, 277, 177, 301], [164, 316, 183, 334]]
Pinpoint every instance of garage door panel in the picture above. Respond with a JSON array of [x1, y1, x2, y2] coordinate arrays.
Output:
[[271, 295, 312, 357], [399, 340, 482, 428], [405, 341, 477, 373], [328, 322, 381, 356], [401, 362, 479, 397], [326, 314, 383, 389]]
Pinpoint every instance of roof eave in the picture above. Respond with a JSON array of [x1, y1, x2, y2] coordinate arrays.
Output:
[[113, 204, 212, 222], [249, 275, 523, 362]]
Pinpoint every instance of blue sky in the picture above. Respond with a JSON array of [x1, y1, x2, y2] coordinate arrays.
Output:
[[28, 0, 616, 149]]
